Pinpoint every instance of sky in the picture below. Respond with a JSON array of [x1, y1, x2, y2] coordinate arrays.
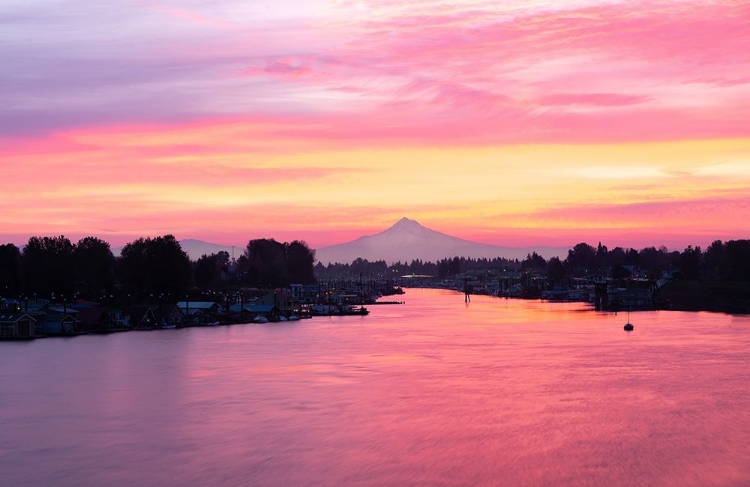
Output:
[[1, 0, 749, 251]]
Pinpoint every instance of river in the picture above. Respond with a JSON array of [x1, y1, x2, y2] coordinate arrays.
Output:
[[2, 288, 749, 486]]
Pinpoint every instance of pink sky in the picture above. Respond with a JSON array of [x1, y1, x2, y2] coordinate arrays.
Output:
[[1, 0, 748, 252]]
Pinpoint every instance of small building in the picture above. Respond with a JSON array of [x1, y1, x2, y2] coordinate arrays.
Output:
[[129, 305, 159, 329], [156, 304, 185, 327], [229, 303, 280, 321], [0, 313, 36, 339], [176, 301, 219, 325], [228, 303, 255, 323], [248, 304, 280, 321], [38, 306, 79, 335], [288, 284, 320, 304], [74, 307, 128, 332], [256, 292, 299, 315], [614, 288, 655, 310], [108, 309, 129, 329]]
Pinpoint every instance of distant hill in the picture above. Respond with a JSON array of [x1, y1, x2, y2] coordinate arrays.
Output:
[[315, 217, 570, 265], [113, 239, 241, 261], [177, 240, 242, 260]]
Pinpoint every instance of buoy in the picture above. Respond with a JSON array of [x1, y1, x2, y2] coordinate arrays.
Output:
[[624, 309, 634, 331]]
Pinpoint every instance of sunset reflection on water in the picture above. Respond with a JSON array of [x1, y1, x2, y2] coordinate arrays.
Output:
[[1, 288, 749, 486]]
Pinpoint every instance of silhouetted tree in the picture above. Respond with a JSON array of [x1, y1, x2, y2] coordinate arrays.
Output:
[[0, 243, 21, 296], [21, 236, 76, 297], [521, 252, 547, 270], [567, 243, 597, 272], [118, 235, 191, 298], [596, 242, 608, 267], [678, 245, 702, 280], [118, 238, 149, 296], [702, 240, 725, 280], [285, 240, 316, 284], [194, 253, 222, 290], [723, 240, 750, 281], [449, 256, 461, 276], [244, 238, 288, 288], [623, 248, 639, 267], [638, 246, 674, 275], [74, 236, 115, 298], [350, 257, 370, 278], [149, 235, 192, 296], [611, 263, 632, 280], [546, 257, 567, 285], [436, 258, 450, 278]]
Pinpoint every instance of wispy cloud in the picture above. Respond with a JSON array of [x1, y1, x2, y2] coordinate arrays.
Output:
[[2, 0, 748, 142], [539, 93, 651, 107]]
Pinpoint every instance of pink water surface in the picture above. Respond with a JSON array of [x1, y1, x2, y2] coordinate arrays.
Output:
[[2, 288, 749, 486]]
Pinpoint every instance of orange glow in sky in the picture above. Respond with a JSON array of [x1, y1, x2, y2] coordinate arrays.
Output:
[[1, 0, 748, 251]]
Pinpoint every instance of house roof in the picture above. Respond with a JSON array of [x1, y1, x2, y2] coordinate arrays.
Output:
[[129, 305, 157, 320], [0, 313, 37, 323], [76, 307, 109, 325], [47, 306, 80, 315], [229, 304, 277, 313], [176, 301, 217, 310], [248, 304, 277, 313]]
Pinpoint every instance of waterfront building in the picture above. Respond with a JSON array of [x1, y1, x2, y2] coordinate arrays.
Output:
[[256, 291, 300, 315], [229, 303, 281, 322], [38, 306, 79, 335], [0, 313, 36, 339], [288, 284, 320, 304], [176, 301, 220, 325]]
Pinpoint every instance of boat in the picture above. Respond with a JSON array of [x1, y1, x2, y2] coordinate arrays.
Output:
[[253, 315, 269, 324], [288, 315, 300, 321], [348, 306, 369, 316], [308, 305, 369, 316]]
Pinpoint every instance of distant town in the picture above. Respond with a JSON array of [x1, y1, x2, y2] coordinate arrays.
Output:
[[1, 233, 749, 340]]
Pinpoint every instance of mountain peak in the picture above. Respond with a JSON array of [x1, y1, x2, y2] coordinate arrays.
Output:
[[389, 217, 422, 231]]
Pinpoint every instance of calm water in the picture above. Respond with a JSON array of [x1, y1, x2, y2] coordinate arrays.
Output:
[[2, 288, 750, 486]]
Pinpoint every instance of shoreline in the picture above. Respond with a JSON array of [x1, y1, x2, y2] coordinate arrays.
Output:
[[405, 282, 750, 316]]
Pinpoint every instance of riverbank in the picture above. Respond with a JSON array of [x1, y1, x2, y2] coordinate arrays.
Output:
[[660, 281, 750, 314], [409, 281, 750, 315]]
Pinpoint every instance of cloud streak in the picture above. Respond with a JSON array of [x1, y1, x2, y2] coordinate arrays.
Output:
[[2, 0, 748, 142]]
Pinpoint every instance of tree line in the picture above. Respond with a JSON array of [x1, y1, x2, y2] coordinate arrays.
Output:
[[3, 235, 747, 301], [313, 240, 750, 284], [315, 256, 519, 281], [0, 235, 316, 301], [556, 240, 750, 282]]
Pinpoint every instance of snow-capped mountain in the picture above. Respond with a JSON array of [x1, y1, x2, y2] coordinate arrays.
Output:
[[314, 217, 569, 264]]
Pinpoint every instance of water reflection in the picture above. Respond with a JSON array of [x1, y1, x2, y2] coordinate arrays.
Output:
[[1, 289, 749, 486]]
